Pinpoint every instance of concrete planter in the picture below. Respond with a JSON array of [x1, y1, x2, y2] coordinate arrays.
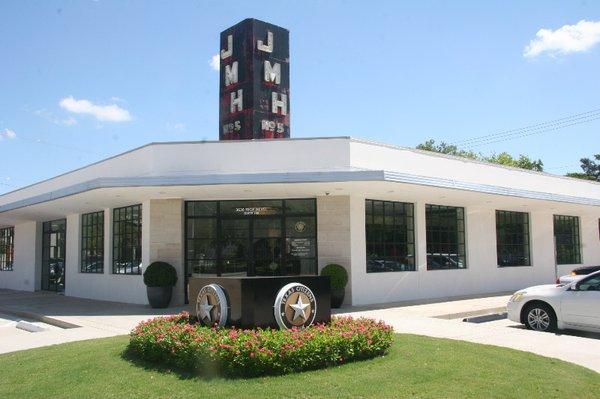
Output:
[[331, 288, 345, 309], [147, 286, 173, 308]]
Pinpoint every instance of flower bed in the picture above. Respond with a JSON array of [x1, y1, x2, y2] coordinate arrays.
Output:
[[127, 312, 394, 378]]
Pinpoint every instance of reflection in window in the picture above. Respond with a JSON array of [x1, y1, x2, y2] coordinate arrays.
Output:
[[113, 204, 142, 275], [0, 227, 14, 271], [81, 211, 104, 273], [426, 204, 466, 270], [577, 275, 600, 291], [496, 210, 530, 267], [554, 215, 581, 265], [365, 200, 415, 273], [184, 199, 317, 278]]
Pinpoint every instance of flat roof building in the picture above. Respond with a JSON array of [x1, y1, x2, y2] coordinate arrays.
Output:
[[1, 136, 599, 306]]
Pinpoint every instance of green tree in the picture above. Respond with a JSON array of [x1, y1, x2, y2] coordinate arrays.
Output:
[[416, 140, 544, 171], [485, 152, 544, 171], [416, 139, 479, 160], [566, 154, 600, 181]]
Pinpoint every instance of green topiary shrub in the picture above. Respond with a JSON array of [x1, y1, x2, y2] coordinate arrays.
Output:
[[320, 263, 348, 291], [143, 261, 177, 287], [127, 312, 394, 378]]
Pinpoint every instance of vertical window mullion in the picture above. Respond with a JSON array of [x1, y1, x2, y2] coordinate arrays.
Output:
[[426, 204, 466, 270], [81, 211, 105, 273], [553, 215, 581, 265], [112, 205, 142, 275], [0, 227, 14, 271], [366, 199, 415, 273], [496, 210, 530, 267]]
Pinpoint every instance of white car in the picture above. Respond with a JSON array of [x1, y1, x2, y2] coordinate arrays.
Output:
[[557, 265, 600, 285], [507, 271, 600, 333]]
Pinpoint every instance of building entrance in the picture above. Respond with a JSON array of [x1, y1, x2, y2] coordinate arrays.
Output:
[[41, 219, 67, 292], [185, 199, 317, 300]]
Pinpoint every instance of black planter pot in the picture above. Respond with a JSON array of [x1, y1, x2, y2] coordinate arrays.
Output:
[[331, 288, 345, 309], [147, 286, 173, 308]]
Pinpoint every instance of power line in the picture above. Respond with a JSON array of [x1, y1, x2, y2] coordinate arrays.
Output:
[[462, 114, 600, 149], [14, 135, 102, 155], [449, 107, 600, 148]]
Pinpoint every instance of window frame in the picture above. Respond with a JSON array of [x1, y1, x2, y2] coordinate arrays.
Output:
[[0, 227, 14, 271], [365, 199, 416, 273], [80, 211, 105, 273], [184, 199, 318, 280], [425, 204, 467, 271], [495, 210, 531, 267], [553, 214, 582, 265], [112, 204, 142, 275]]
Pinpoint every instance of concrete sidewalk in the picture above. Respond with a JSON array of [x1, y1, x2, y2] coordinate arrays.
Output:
[[0, 289, 186, 354], [1, 289, 598, 374], [338, 294, 600, 373]]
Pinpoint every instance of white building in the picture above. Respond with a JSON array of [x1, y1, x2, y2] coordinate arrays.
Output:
[[0, 136, 599, 306]]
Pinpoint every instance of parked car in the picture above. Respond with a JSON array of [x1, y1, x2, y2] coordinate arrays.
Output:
[[556, 265, 600, 285], [507, 270, 600, 333]]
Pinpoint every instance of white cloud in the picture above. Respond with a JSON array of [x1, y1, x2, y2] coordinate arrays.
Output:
[[59, 96, 132, 122], [209, 54, 220, 71], [35, 109, 78, 126], [0, 129, 16, 140], [524, 20, 600, 58]]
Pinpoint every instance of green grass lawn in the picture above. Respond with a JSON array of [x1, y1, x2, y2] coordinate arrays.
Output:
[[0, 334, 598, 399]]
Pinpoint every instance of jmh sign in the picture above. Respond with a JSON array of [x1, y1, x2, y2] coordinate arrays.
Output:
[[219, 18, 290, 140]]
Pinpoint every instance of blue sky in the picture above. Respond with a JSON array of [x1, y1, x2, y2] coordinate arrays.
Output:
[[1, 1, 600, 194]]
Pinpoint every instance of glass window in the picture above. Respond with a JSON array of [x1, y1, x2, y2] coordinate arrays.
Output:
[[496, 210, 530, 267], [577, 274, 600, 291], [113, 204, 142, 274], [81, 211, 104, 273], [366, 199, 415, 273], [0, 227, 14, 271], [554, 215, 581, 265], [184, 199, 317, 279], [285, 199, 316, 215], [426, 204, 466, 270]]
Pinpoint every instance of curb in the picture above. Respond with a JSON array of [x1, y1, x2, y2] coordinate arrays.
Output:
[[0, 307, 80, 329]]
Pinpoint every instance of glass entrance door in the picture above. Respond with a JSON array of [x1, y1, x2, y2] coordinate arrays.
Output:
[[42, 219, 67, 292], [219, 217, 283, 276], [220, 218, 250, 276], [186, 199, 317, 280], [252, 217, 282, 276]]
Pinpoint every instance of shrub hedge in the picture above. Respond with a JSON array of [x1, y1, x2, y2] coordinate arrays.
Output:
[[143, 261, 177, 287], [320, 263, 349, 290], [127, 312, 394, 378]]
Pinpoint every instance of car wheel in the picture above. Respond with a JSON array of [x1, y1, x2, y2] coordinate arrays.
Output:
[[524, 303, 556, 332]]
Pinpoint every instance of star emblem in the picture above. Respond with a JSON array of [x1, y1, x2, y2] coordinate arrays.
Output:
[[289, 295, 309, 322], [198, 296, 214, 322]]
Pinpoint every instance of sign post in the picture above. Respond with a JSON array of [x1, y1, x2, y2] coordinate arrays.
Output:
[[219, 18, 290, 140]]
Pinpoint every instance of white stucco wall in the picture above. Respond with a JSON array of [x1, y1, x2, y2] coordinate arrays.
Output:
[[1, 135, 599, 306], [65, 206, 147, 304], [349, 196, 600, 306], [2, 190, 599, 306], [349, 140, 600, 201], [0, 221, 39, 291]]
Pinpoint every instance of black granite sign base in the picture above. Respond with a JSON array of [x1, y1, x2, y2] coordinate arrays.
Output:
[[188, 276, 331, 328]]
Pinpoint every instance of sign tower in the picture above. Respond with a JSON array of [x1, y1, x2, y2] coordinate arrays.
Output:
[[219, 18, 290, 140]]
